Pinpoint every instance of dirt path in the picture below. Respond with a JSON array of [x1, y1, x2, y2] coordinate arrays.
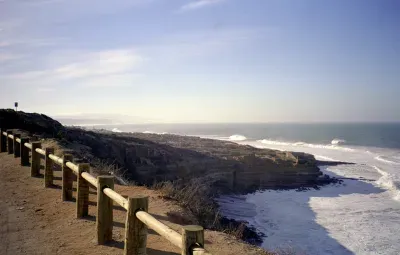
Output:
[[0, 153, 267, 255]]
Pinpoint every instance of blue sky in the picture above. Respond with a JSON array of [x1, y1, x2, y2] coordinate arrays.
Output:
[[1, 0, 399, 123]]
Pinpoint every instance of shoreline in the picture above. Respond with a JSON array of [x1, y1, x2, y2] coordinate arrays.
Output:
[[217, 168, 346, 246], [90, 128, 353, 246], [0, 110, 361, 252], [218, 150, 400, 254]]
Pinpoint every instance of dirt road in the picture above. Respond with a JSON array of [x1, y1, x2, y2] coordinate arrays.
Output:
[[0, 152, 267, 255]]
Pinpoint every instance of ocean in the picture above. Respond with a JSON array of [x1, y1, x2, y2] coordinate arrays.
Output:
[[85, 122, 400, 254]]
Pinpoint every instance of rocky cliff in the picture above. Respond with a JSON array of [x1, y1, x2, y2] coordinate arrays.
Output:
[[0, 109, 332, 195], [63, 130, 329, 193], [0, 109, 64, 136]]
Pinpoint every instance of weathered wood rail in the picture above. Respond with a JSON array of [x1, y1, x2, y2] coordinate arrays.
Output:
[[0, 128, 211, 255]]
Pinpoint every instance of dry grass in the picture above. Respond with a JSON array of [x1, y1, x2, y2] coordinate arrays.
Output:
[[223, 222, 247, 239], [40, 138, 65, 156], [88, 158, 136, 185], [38, 139, 132, 185], [153, 176, 218, 228], [37, 138, 301, 255], [153, 175, 255, 242], [165, 211, 196, 225]]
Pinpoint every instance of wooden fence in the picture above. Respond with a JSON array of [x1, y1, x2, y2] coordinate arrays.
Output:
[[0, 128, 211, 255]]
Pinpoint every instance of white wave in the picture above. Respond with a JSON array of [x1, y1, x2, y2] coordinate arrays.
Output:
[[303, 143, 355, 152], [374, 166, 400, 200], [373, 165, 390, 178], [70, 123, 109, 127], [229, 134, 247, 141], [331, 139, 346, 145], [219, 133, 400, 254], [143, 131, 168, 135], [314, 155, 336, 161], [257, 139, 355, 152], [260, 139, 290, 146], [375, 156, 400, 165], [111, 128, 122, 133]]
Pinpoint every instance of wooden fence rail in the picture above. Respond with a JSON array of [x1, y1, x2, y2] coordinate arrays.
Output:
[[0, 128, 211, 255]]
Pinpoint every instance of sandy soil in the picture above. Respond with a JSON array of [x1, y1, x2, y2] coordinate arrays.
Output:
[[0, 152, 267, 255]]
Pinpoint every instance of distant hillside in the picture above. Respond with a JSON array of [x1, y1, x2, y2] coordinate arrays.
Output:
[[52, 113, 159, 126]]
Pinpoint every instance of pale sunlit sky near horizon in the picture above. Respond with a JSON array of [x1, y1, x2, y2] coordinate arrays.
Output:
[[1, 0, 399, 123]]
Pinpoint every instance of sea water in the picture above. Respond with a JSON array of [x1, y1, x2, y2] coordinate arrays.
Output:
[[82, 123, 400, 254]]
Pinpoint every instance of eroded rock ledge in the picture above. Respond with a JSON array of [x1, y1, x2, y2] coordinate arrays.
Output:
[[0, 109, 338, 196]]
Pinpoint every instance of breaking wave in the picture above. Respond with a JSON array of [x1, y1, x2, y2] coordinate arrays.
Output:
[[143, 131, 168, 135], [229, 135, 247, 141], [314, 155, 336, 161], [260, 139, 290, 146], [258, 139, 355, 152], [302, 143, 355, 152], [375, 156, 400, 165], [112, 128, 122, 133], [374, 166, 400, 200], [331, 139, 346, 145]]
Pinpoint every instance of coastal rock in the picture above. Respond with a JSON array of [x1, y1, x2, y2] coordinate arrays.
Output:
[[0, 109, 327, 194], [0, 109, 64, 137]]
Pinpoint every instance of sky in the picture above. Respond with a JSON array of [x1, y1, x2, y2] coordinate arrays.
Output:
[[1, 0, 399, 123]]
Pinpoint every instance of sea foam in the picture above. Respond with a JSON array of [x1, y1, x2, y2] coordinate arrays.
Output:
[[112, 128, 122, 133], [375, 155, 400, 165], [229, 134, 247, 141], [143, 131, 168, 135], [258, 139, 355, 152], [331, 139, 346, 145], [374, 166, 400, 200]]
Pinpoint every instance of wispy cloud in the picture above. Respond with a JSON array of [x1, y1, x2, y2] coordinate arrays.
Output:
[[180, 0, 226, 11], [0, 38, 68, 48], [138, 27, 260, 64], [81, 73, 144, 88], [54, 49, 144, 79], [0, 52, 23, 62], [17, 0, 64, 6], [0, 19, 24, 32], [9, 0, 154, 18], [37, 87, 56, 92], [0, 41, 11, 47], [1, 48, 146, 88]]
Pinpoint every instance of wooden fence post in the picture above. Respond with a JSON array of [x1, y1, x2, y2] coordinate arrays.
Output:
[[7, 130, 13, 154], [97, 176, 114, 244], [30, 142, 41, 177], [0, 129, 6, 153], [62, 154, 74, 201], [20, 138, 30, 166], [124, 196, 149, 255], [13, 134, 21, 158], [77, 163, 90, 218], [44, 148, 55, 187], [181, 225, 205, 255]]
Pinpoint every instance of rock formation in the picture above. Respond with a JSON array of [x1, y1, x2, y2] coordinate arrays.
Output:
[[0, 109, 332, 195]]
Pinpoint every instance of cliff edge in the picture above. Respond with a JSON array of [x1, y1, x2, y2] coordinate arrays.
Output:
[[0, 109, 337, 245], [0, 109, 329, 194]]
